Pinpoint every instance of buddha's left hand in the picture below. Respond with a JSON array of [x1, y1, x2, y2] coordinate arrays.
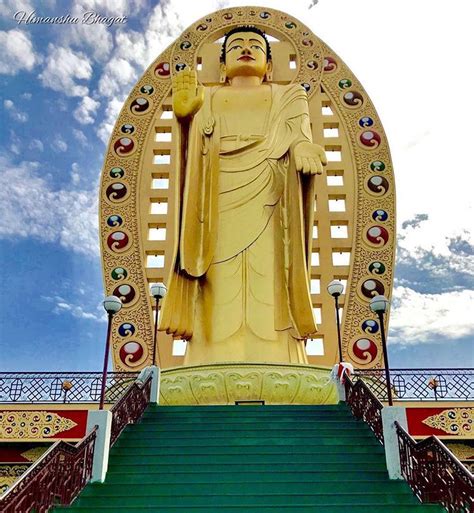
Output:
[[294, 141, 327, 175]]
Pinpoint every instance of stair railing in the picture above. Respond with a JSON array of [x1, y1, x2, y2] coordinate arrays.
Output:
[[0, 368, 155, 512], [345, 376, 384, 444], [110, 373, 152, 446], [395, 421, 474, 513], [0, 427, 97, 513]]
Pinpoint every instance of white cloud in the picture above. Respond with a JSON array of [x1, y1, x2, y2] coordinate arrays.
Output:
[[0, 29, 39, 75], [73, 96, 100, 124], [61, 3, 114, 62], [72, 128, 88, 145], [97, 96, 125, 144], [51, 137, 68, 152], [42, 294, 106, 322], [71, 162, 80, 184], [0, 154, 99, 256], [77, 0, 147, 15], [389, 286, 474, 345], [28, 139, 44, 152], [53, 300, 105, 322], [3, 99, 28, 122], [97, 57, 136, 98], [0, 0, 33, 16], [39, 45, 92, 97]]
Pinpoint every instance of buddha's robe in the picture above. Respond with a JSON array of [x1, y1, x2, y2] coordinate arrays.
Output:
[[159, 83, 317, 365]]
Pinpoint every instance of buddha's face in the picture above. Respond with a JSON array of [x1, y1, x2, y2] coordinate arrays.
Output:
[[223, 31, 270, 80]]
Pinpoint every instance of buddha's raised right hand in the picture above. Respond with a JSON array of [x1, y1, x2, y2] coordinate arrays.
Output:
[[172, 70, 204, 119]]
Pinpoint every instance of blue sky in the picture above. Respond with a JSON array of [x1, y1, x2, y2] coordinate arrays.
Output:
[[1, 0, 473, 371]]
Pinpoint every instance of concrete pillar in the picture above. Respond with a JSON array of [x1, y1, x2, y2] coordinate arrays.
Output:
[[137, 365, 160, 404], [381, 406, 408, 479], [86, 410, 112, 483]]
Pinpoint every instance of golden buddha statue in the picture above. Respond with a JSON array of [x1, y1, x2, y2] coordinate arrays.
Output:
[[159, 26, 327, 366]]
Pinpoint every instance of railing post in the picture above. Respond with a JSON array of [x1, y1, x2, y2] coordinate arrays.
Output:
[[138, 365, 160, 404], [381, 406, 407, 479], [86, 410, 112, 483]]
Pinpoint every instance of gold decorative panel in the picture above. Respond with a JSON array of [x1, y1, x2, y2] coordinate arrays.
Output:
[[160, 363, 338, 405]]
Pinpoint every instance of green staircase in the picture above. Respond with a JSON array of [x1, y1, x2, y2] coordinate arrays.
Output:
[[55, 404, 444, 512]]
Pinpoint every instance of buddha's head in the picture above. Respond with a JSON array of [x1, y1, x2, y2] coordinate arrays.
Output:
[[220, 26, 273, 83]]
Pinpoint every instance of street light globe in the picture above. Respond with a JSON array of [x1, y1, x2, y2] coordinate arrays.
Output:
[[370, 295, 390, 314], [103, 295, 122, 314], [327, 279, 344, 297], [151, 282, 167, 300]]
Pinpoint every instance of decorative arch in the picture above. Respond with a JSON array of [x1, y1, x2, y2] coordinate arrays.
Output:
[[99, 6, 395, 371]]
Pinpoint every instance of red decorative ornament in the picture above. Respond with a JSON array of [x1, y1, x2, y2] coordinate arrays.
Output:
[[323, 56, 337, 72], [353, 338, 378, 363], [366, 225, 389, 246], [360, 130, 382, 148], [114, 137, 134, 156], [155, 62, 170, 77], [120, 341, 144, 365], [107, 231, 129, 251]]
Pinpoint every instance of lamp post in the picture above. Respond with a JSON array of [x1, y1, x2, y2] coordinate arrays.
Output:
[[327, 279, 344, 363], [100, 295, 122, 410], [369, 294, 393, 406], [150, 282, 167, 366]]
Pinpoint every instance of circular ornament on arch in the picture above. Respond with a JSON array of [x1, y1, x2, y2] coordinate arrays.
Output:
[[113, 137, 136, 157], [106, 230, 131, 253], [364, 225, 389, 247], [112, 283, 138, 306], [368, 261, 386, 275], [323, 56, 337, 73], [338, 78, 352, 89], [359, 116, 374, 128], [361, 319, 379, 334], [119, 339, 147, 368], [359, 130, 382, 149], [155, 62, 171, 78], [180, 41, 192, 51], [105, 182, 129, 203], [370, 160, 386, 172], [109, 167, 125, 179], [365, 175, 389, 195], [348, 337, 380, 366], [121, 124, 135, 135], [130, 97, 151, 115], [118, 322, 136, 337], [342, 90, 364, 108], [357, 277, 386, 301], [111, 267, 128, 281], [372, 209, 389, 222], [106, 214, 123, 228], [140, 84, 154, 95]]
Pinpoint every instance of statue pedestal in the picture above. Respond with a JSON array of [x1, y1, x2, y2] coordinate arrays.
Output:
[[159, 363, 338, 405]]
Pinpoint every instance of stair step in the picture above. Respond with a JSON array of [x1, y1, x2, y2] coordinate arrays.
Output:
[[109, 453, 385, 465], [81, 481, 412, 496], [104, 470, 391, 483], [114, 435, 376, 447], [55, 506, 443, 512], [106, 461, 389, 473], [110, 443, 384, 455], [73, 493, 422, 507], [129, 421, 367, 431], [146, 405, 349, 412]]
